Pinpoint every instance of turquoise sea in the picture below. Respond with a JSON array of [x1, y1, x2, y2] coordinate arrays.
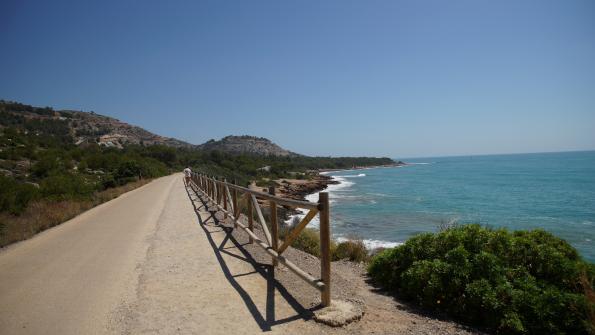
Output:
[[301, 151, 595, 262]]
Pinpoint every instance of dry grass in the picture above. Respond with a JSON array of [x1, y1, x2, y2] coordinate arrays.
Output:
[[334, 238, 369, 262], [0, 179, 152, 248], [279, 216, 370, 262]]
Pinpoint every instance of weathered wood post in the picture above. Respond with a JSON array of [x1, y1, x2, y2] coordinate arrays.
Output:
[[232, 179, 238, 228], [209, 176, 213, 198], [214, 177, 219, 204], [223, 179, 228, 220], [206, 176, 210, 197], [319, 192, 331, 307], [209, 176, 212, 197], [269, 186, 279, 267], [247, 193, 254, 243], [214, 177, 218, 202]]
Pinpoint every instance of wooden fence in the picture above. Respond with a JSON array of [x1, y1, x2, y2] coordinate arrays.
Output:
[[188, 172, 332, 307]]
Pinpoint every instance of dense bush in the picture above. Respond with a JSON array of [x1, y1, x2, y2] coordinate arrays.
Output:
[[40, 173, 95, 200], [368, 224, 595, 334], [0, 175, 39, 214]]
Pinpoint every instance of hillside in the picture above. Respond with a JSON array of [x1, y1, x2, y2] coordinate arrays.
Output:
[[0, 100, 192, 149], [1, 101, 303, 157], [197, 135, 299, 157]]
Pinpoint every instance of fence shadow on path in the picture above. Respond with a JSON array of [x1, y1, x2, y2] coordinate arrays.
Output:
[[184, 183, 313, 332]]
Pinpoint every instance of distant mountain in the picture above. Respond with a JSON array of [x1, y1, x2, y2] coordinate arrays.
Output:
[[0, 100, 192, 149], [196, 135, 299, 157]]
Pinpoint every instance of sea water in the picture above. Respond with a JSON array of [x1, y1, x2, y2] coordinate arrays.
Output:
[[294, 151, 595, 262]]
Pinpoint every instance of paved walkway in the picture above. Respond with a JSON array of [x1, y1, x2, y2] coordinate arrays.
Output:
[[0, 174, 316, 334]]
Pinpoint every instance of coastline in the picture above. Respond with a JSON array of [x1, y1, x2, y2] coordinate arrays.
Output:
[[277, 165, 405, 251], [275, 161, 408, 202]]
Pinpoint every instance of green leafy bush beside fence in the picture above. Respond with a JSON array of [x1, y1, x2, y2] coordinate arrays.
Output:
[[368, 224, 595, 334]]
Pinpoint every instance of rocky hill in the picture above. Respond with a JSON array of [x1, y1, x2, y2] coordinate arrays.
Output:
[[0, 100, 192, 149], [1, 101, 299, 156], [68, 110, 192, 148], [196, 135, 299, 157]]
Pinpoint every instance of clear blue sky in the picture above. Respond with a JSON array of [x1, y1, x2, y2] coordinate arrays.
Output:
[[1, 0, 594, 158]]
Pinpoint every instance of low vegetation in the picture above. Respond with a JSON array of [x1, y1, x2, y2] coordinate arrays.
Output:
[[367, 224, 595, 334], [280, 217, 369, 262], [0, 179, 151, 247]]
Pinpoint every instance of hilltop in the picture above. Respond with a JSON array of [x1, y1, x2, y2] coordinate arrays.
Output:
[[197, 135, 298, 157]]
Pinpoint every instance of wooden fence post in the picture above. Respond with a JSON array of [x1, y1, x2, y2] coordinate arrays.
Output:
[[214, 177, 219, 204], [206, 176, 210, 197], [319, 192, 331, 307], [213, 177, 217, 201], [223, 179, 228, 219], [232, 180, 238, 228], [269, 186, 278, 267], [209, 177, 215, 202], [247, 194, 253, 243], [209, 176, 212, 198]]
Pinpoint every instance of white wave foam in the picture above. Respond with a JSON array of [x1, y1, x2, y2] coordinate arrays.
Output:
[[341, 173, 366, 178], [329, 176, 354, 186], [286, 174, 355, 230], [285, 211, 320, 228], [363, 239, 403, 250], [335, 237, 403, 250]]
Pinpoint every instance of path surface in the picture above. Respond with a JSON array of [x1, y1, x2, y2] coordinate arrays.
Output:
[[0, 174, 317, 334]]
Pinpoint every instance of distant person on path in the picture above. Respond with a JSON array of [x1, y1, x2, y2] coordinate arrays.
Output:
[[183, 167, 192, 185]]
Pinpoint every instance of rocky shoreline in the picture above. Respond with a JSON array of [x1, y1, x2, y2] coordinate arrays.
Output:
[[275, 174, 338, 202], [275, 162, 406, 203]]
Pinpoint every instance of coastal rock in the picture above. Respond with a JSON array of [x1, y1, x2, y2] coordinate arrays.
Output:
[[275, 175, 338, 201]]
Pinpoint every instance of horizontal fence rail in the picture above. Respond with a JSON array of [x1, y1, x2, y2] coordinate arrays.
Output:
[[187, 172, 331, 306]]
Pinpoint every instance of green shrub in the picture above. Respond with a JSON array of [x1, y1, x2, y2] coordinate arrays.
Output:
[[334, 239, 369, 262], [291, 228, 323, 257], [279, 217, 338, 259], [0, 175, 39, 214], [368, 224, 595, 334], [40, 173, 95, 200]]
